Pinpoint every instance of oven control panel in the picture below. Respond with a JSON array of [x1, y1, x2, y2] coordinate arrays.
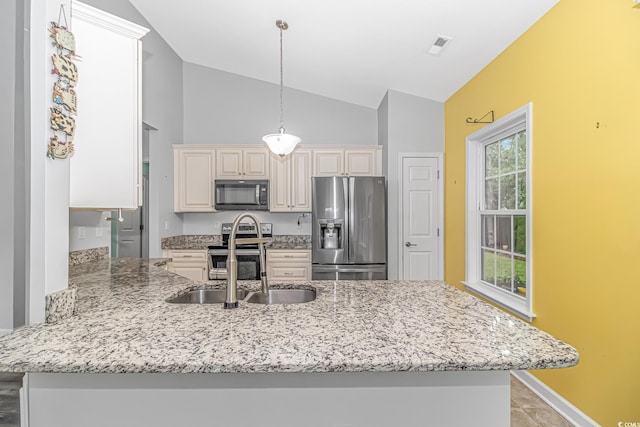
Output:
[[220, 223, 272, 235]]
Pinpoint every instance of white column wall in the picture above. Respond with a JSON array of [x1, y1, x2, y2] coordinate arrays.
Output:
[[27, 0, 70, 324]]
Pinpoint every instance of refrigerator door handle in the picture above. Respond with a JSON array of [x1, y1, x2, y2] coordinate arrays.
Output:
[[348, 176, 355, 261], [312, 265, 386, 273]]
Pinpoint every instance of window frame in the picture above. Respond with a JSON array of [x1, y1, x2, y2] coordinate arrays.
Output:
[[464, 103, 535, 321]]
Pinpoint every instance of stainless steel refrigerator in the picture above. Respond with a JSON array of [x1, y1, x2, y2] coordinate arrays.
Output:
[[312, 176, 387, 280]]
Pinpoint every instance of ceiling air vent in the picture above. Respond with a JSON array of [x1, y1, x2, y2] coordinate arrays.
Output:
[[428, 34, 452, 56]]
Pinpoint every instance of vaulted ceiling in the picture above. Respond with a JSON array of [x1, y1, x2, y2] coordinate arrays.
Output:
[[129, 0, 559, 108]]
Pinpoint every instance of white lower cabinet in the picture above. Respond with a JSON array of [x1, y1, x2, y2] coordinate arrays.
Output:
[[267, 250, 311, 281], [164, 249, 208, 282]]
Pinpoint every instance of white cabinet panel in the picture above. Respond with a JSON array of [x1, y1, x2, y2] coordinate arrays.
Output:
[[312, 150, 344, 176], [312, 147, 381, 177], [267, 250, 311, 281], [164, 249, 208, 281], [270, 148, 311, 212], [69, 2, 148, 209], [173, 145, 215, 212], [345, 149, 378, 176], [216, 146, 269, 179]]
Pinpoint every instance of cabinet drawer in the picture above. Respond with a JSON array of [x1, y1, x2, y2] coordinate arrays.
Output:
[[268, 265, 310, 280], [267, 250, 311, 262], [168, 250, 207, 262]]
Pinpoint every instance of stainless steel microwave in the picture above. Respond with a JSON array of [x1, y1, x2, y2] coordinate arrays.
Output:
[[214, 180, 269, 211]]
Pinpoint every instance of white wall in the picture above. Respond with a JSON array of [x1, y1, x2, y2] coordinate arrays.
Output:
[[381, 90, 444, 279], [68, 0, 184, 257], [68, 212, 112, 252], [19, 0, 73, 324]]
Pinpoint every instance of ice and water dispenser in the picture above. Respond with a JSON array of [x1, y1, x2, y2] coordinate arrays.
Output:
[[317, 219, 343, 250]]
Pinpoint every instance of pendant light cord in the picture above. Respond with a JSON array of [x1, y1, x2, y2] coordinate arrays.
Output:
[[278, 22, 285, 132]]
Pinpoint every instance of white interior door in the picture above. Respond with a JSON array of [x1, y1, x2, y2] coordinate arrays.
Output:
[[400, 156, 442, 280]]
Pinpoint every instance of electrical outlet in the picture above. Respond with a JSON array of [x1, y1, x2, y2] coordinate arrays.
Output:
[[78, 226, 86, 239], [164, 221, 169, 231], [96, 227, 103, 238]]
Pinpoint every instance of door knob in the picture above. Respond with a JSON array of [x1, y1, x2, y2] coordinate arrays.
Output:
[[405, 242, 417, 247]]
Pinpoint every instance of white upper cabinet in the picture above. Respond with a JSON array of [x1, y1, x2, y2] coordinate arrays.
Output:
[[215, 146, 269, 179], [270, 148, 312, 212], [173, 144, 381, 213], [312, 147, 382, 177], [69, 2, 149, 209], [173, 145, 216, 212]]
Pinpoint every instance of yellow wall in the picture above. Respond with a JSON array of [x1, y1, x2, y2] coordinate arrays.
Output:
[[444, 0, 640, 424]]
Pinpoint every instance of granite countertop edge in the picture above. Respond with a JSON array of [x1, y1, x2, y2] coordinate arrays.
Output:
[[0, 258, 579, 375]]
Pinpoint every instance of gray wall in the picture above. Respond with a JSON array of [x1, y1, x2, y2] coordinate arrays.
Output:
[[381, 90, 444, 279], [183, 63, 377, 145], [1, 0, 17, 332], [181, 62, 378, 236], [68, 0, 184, 257], [1, 0, 28, 331], [377, 92, 389, 178]]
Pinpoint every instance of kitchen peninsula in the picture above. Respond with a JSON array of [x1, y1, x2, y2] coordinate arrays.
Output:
[[0, 258, 578, 427]]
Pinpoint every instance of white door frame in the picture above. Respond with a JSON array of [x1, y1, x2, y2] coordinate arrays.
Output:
[[397, 152, 445, 280]]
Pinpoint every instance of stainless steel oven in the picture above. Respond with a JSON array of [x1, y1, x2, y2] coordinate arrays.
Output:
[[207, 222, 272, 280]]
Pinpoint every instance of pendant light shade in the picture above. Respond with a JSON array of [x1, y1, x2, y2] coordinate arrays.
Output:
[[263, 127, 302, 158], [263, 20, 301, 158]]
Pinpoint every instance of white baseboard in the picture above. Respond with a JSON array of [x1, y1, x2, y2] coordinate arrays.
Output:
[[0, 328, 12, 337], [511, 370, 600, 427]]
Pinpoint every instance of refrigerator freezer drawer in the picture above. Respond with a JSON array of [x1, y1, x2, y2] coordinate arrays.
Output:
[[312, 264, 387, 281]]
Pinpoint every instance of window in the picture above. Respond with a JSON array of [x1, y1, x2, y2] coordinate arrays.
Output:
[[464, 103, 535, 321]]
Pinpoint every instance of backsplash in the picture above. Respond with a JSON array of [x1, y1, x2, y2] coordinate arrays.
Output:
[[69, 246, 109, 266], [269, 235, 312, 249], [161, 235, 222, 250], [162, 234, 311, 250], [45, 288, 77, 324]]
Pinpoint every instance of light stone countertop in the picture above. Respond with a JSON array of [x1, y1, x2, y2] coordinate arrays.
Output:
[[0, 258, 578, 374]]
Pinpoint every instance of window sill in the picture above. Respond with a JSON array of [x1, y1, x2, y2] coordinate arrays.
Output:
[[462, 280, 536, 322]]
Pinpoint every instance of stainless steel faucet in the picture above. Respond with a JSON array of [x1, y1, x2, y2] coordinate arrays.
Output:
[[224, 213, 271, 309]]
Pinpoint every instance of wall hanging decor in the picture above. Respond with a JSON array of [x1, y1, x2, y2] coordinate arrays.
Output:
[[47, 4, 77, 160]]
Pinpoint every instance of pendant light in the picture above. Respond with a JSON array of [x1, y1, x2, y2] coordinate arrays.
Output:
[[262, 20, 301, 158]]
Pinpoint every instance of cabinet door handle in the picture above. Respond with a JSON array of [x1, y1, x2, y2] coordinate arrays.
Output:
[[284, 272, 293, 275], [405, 242, 417, 247], [284, 255, 294, 258], [183, 255, 193, 257]]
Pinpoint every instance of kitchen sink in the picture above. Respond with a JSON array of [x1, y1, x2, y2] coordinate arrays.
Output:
[[245, 288, 316, 305], [166, 288, 249, 304]]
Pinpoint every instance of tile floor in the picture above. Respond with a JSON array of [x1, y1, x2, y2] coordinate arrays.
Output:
[[0, 372, 574, 426], [511, 375, 574, 426], [0, 373, 21, 427]]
